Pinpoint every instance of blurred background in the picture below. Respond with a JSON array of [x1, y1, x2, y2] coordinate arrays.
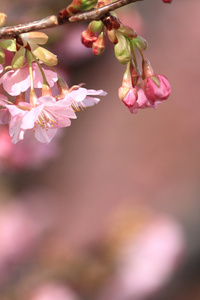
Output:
[[0, 0, 200, 299]]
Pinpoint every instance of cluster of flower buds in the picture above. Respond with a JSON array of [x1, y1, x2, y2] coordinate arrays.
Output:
[[118, 59, 171, 114], [0, 30, 106, 144], [80, 1, 171, 114]]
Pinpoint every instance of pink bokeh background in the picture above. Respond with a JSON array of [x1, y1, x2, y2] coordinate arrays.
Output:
[[0, 0, 200, 299]]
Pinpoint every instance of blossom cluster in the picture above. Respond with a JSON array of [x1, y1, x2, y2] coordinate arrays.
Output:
[[0, 0, 172, 145], [0, 32, 106, 144]]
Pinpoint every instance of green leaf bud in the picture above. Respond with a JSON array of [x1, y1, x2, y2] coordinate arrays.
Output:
[[11, 47, 26, 69], [0, 40, 16, 52], [89, 20, 104, 33], [114, 32, 132, 65]]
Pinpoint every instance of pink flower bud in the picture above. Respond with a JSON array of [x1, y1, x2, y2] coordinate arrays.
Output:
[[92, 32, 105, 56], [118, 87, 138, 108], [144, 75, 171, 102], [81, 28, 97, 48]]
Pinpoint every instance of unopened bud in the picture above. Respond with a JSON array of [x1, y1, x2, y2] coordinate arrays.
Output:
[[11, 47, 26, 69], [81, 28, 97, 48], [107, 29, 118, 44], [0, 13, 7, 27], [118, 24, 138, 39], [92, 32, 105, 56], [0, 48, 5, 64], [31, 46, 58, 66], [133, 36, 148, 51], [89, 20, 104, 33], [114, 32, 132, 64], [118, 86, 138, 108], [67, 0, 97, 15]]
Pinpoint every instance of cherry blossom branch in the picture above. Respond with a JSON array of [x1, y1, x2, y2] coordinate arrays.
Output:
[[68, 0, 143, 22], [0, 0, 143, 39]]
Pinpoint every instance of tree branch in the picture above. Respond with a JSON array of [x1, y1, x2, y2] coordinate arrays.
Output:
[[0, 0, 143, 39], [69, 0, 143, 22]]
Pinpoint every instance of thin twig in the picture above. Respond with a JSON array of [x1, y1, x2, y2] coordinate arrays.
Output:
[[0, 0, 143, 39], [69, 0, 143, 22]]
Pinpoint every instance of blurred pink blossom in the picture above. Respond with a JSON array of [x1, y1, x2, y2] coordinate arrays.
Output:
[[0, 202, 44, 283], [29, 282, 79, 300], [0, 126, 61, 171], [97, 215, 185, 300]]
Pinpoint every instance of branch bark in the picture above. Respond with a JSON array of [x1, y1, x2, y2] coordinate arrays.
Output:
[[0, 0, 143, 39]]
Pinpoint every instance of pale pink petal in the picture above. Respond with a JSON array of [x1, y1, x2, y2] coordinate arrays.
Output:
[[38, 96, 57, 105], [9, 115, 25, 144], [1, 68, 30, 96], [67, 88, 87, 102], [33, 65, 57, 88], [47, 106, 76, 119], [21, 104, 44, 130], [82, 96, 100, 107], [86, 89, 107, 96], [35, 126, 58, 144], [0, 65, 3, 74], [5, 104, 26, 117]]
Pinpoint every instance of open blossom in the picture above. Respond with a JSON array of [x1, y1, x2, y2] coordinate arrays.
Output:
[[0, 86, 106, 143], [4, 96, 76, 144], [0, 63, 58, 96], [64, 87, 107, 108]]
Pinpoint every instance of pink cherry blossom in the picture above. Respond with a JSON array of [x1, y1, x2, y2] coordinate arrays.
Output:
[[2, 95, 76, 143], [0, 65, 3, 74], [0, 63, 58, 96], [0, 202, 43, 284], [144, 75, 171, 102], [97, 215, 184, 300], [64, 87, 107, 108]]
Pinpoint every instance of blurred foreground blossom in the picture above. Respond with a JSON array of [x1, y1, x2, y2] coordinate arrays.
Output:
[[0, 202, 44, 283], [0, 126, 61, 171], [29, 282, 79, 300], [97, 213, 185, 300]]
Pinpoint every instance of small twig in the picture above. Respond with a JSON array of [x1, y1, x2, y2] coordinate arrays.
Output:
[[0, 0, 143, 39], [69, 0, 143, 22]]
